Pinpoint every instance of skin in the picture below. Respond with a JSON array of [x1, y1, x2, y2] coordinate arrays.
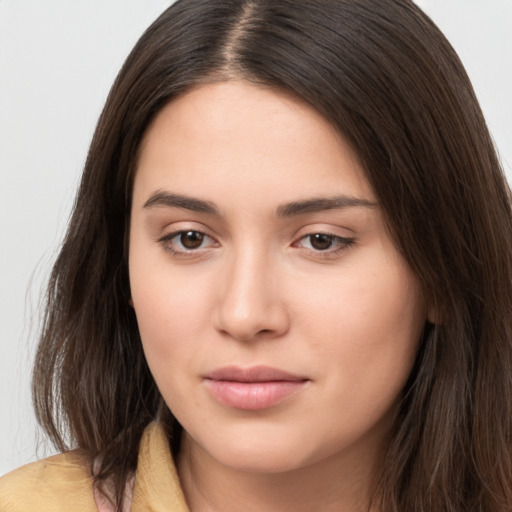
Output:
[[129, 81, 428, 512]]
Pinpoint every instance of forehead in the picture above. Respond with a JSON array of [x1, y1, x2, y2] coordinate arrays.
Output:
[[134, 80, 374, 206]]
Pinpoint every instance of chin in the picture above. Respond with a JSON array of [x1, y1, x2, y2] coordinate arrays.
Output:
[[185, 423, 328, 474], [210, 443, 312, 474]]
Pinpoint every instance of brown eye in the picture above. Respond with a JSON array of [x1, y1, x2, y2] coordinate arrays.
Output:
[[180, 231, 205, 249], [295, 232, 355, 256], [309, 233, 334, 251], [159, 229, 218, 256]]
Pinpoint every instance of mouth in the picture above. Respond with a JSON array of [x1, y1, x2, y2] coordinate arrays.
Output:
[[203, 365, 310, 410]]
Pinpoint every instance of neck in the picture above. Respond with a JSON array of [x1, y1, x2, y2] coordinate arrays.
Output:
[[177, 433, 383, 512]]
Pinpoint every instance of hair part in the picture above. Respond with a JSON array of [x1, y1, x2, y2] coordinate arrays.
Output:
[[33, 1, 512, 510]]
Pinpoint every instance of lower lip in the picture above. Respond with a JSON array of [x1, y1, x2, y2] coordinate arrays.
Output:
[[204, 379, 307, 410]]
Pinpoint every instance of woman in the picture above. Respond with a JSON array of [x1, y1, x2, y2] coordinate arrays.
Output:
[[1, 0, 512, 511]]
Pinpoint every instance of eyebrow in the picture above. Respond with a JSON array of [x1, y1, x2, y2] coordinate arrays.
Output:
[[143, 191, 219, 215], [276, 196, 377, 217], [143, 191, 377, 216]]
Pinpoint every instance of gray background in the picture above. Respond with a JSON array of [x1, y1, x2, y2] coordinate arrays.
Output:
[[1, 0, 511, 475]]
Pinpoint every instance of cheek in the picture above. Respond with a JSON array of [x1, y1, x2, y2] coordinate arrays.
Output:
[[132, 274, 207, 359], [128, 239, 212, 387], [130, 275, 207, 418], [299, 264, 423, 346], [297, 250, 424, 406]]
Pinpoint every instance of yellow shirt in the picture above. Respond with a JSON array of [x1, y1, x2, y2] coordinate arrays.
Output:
[[0, 423, 189, 511]]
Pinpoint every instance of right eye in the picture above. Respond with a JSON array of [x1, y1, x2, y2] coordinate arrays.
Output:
[[159, 230, 217, 255]]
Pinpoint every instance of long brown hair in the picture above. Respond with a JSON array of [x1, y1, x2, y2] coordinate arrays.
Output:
[[33, 1, 512, 510]]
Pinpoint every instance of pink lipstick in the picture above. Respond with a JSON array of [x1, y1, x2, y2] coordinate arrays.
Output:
[[203, 366, 309, 410]]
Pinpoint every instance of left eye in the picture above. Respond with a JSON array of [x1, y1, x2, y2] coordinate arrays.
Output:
[[297, 233, 353, 252], [161, 230, 216, 252]]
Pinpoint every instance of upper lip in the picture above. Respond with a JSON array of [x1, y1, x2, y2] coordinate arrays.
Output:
[[204, 365, 308, 383]]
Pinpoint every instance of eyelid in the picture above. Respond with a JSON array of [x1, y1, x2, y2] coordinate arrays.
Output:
[[291, 225, 356, 258], [158, 227, 219, 256], [295, 233, 354, 249], [155, 219, 216, 242], [155, 222, 355, 259]]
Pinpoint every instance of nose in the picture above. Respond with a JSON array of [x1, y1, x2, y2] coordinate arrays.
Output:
[[213, 248, 290, 342]]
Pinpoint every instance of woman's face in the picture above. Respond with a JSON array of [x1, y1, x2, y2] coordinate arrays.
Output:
[[129, 81, 427, 474]]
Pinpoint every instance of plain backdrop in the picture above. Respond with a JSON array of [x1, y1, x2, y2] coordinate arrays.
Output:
[[1, 0, 511, 476]]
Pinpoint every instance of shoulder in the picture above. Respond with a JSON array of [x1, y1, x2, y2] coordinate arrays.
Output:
[[0, 450, 98, 512]]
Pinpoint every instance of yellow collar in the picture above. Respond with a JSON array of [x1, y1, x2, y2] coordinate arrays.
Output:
[[131, 422, 189, 512]]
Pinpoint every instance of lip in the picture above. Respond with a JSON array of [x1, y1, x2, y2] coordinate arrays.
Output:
[[203, 365, 309, 410]]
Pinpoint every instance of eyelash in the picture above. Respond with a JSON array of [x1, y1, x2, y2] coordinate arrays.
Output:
[[158, 230, 355, 258], [294, 233, 355, 257], [158, 230, 218, 255]]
